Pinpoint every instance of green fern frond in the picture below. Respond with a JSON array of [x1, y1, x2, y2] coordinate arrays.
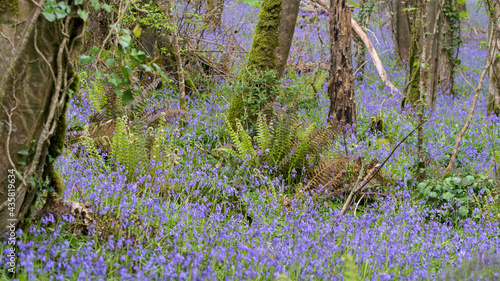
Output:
[[236, 119, 256, 159], [255, 112, 271, 153], [225, 116, 242, 155], [342, 253, 362, 281]]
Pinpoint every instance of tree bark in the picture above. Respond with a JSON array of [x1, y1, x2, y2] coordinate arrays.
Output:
[[206, 0, 225, 28], [485, 0, 500, 117], [412, 0, 460, 109], [275, 0, 301, 78], [328, 0, 355, 128], [0, 0, 87, 230], [226, 0, 282, 129], [390, 0, 413, 62]]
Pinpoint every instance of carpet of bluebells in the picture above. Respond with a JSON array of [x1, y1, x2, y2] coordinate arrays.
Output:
[[2, 0, 500, 280]]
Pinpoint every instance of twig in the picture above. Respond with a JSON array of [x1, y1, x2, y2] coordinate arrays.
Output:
[[446, 61, 491, 172], [338, 120, 427, 217]]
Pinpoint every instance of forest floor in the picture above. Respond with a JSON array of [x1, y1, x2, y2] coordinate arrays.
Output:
[[3, 0, 500, 280]]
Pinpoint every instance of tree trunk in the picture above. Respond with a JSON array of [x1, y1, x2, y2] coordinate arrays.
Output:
[[0, 0, 87, 230], [485, 0, 500, 116], [226, 0, 282, 129], [275, 0, 301, 78], [353, 0, 374, 78], [416, 0, 460, 109], [206, 0, 225, 28], [390, 0, 413, 62], [328, 0, 355, 128]]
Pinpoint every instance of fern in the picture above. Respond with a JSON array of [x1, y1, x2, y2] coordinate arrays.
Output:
[[110, 116, 148, 181], [235, 119, 256, 160], [254, 112, 271, 153], [342, 253, 362, 281], [81, 72, 107, 114], [82, 126, 105, 167]]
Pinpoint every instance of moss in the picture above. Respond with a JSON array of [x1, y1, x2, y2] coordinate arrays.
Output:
[[403, 12, 421, 108], [227, 0, 282, 131], [0, 0, 18, 16], [486, 94, 500, 117], [43, 100, 68, 197], [370, 116, 384, 134], [247, 0, 282, 71]]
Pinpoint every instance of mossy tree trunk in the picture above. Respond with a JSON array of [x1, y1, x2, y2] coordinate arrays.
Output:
[[404, 0, 460, 109], [275, 0, 301, 78], [226, 0, 282, 129], [327, 0, 355, 128], [485, 0, 500, 117], [0, 0, 87, 230]]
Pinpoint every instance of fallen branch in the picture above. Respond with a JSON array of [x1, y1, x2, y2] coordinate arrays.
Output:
[[446, 62, 491, 172], [338, 120, 426, 217], [309, 0, 400, 94]]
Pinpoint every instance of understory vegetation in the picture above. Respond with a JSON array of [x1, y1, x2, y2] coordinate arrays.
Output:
[[2, 0, 500, 280]]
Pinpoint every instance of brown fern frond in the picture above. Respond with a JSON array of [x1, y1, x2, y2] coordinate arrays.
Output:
[[305, 156, 350, 193]]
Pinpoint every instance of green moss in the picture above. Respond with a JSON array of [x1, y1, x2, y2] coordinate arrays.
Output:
[[0, 0, 18, 16], [42, 99, 68, 197], [227, 0, 282, 131], [403, 12, 421, 107], [486, 94, 499, 117], [247, 0, 282, 71]]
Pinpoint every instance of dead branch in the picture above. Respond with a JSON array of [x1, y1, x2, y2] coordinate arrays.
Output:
[[446, 61, 491, 172], [309, 0, 400, 94]]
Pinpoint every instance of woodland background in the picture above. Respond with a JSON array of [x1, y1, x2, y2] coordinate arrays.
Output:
[[0, 0, 500, 279]]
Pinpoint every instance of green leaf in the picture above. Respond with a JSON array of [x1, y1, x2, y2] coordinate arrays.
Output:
[[80, 54, 94, 64], [132, 24, 142, 38], [75, 0, 83, 4], [54, 8, 68, 20], [451, 177, 461, 185], [102, 4, 112, 12], [442, 192, 454, 202], [78, 10, 89, 21], [119, 34, 131, 49], [105, 58, 116, 67], [18, 149, 29, 156], [42, 12, 56, 22], [458, 206, 469, 217], [122, 90, 134, 105], [90, 47, 100, 54]]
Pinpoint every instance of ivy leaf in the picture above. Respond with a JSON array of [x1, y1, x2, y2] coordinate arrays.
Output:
[[122, 90, 134, 105], [105, 58, 116, 67], [54, 9, 68, 20], [78, 10, 89, 21], [42, 12, 56, 22], [102, 4, 112, 12], [80, 55, 94, 64], [90, 47, 100, 54]]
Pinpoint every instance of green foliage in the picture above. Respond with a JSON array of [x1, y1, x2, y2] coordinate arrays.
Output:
[[110, 116, 148, 181], [227, 69, 282, 131], [82, 126, 107, 168], [246, 0, 281, 71], [416, 175, 498, 220], [342, 253, 362, 281], [80, 71, 107, 114], [220, 107, 339, 187]]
